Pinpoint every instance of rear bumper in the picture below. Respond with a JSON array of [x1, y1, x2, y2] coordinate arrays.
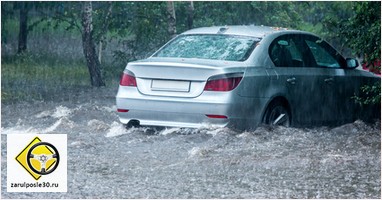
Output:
[[118, 110, 229, 128], [116, 86, 267, 129]]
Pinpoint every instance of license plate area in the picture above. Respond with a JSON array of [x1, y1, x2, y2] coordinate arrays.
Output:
[[151, 80, 191, 92]]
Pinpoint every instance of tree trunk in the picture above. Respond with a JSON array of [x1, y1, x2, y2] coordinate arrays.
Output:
[[166, 1, 177, 38], [98, 1, 113, 64], [187, 1, 194, 30], [17, 2, 28, 54], [82, 2, 105, 87]]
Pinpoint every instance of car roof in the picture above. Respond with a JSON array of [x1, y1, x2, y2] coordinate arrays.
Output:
[[181, 25, 307, 38]]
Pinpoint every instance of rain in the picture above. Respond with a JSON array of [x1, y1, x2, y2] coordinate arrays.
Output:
[[1, 1, 381, 199], [1, 86, 380, 198]]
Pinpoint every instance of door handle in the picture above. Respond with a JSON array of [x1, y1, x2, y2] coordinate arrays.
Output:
[[286, 77, 296, 85], [324, 78, 334, 84]]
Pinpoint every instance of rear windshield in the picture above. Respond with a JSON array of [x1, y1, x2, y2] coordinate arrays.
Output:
[[153, 34, 260, 61]]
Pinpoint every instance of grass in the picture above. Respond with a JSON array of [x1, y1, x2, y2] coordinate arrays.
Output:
[[1, 54, 85, 103], [1, 53, 122, 104], [1, 14, 141, 105], [1, 16, 125, 104]]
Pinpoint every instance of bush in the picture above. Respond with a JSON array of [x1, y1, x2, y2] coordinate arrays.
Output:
[[353, 82, 381, 105]]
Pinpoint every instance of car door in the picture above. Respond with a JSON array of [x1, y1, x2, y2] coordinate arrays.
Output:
[[302, 36, 349, 123], [269, 34, 325, 125]]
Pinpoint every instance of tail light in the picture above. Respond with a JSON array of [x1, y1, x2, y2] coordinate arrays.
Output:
[[204, 73, 243, 91], [120, 71, 137, 87]]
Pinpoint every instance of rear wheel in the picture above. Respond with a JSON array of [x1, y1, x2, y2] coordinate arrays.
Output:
[[262, 101, 291, 127]]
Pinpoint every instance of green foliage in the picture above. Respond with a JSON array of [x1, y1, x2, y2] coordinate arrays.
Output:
[[353, 83, 381, 105], [188, 1, 302, 28], [295, 2, 354, 55], [340, 1, 381, 61], [2, 1, 364, 63], [120, 2, 169, 60], [250, 1, 302, 28], [339, 2, 381, 105]]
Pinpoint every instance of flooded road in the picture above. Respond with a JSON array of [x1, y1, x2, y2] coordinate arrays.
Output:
[[1, 87, 380, 198]]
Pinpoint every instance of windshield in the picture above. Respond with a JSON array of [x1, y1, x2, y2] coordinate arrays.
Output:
[[153, 34, 260, 61]]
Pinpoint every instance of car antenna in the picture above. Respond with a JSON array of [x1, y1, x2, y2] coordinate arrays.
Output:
[[218, 27, 229, 34]]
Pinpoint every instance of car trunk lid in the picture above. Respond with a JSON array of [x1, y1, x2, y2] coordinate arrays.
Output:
[[126, 58, 246, 97]]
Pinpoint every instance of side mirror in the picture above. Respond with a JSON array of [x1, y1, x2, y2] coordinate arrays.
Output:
[[346, 58, 358, 69]]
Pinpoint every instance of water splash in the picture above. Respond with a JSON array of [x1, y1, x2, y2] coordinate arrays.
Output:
[[105, 122, 127, 137], [87, 119, 109, 131], [52, 105, 72, 118], [105, 122, 154, 137], [2, 97, 380, 199], [159, 127, 182, 135]]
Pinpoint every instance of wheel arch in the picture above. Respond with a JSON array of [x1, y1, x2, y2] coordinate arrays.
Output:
[[262, 95, 293, 125]]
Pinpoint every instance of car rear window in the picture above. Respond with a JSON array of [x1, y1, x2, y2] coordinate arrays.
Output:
[[153, 34, 260, 61]]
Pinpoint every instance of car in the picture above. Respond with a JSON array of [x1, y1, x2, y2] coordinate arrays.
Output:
[[116, 25, 380, 130]]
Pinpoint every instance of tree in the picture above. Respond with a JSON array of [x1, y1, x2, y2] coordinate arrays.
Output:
[[5, 2, 53, 54], [17, 2, 29, 54], [82, 1, 105, 87], [111, 2, 170, 62], [187, 1, 194, 29], [340, 1, 381, 105], [97, 1, 113, 64], [166, 1, 176, 38], [340, 1, 380, 62], [294, 2, 354, 55], [188, 1, 302, 28], [45, 1, 108, 87]]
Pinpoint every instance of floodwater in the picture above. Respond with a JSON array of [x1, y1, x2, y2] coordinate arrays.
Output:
[[1, 87, 380, 198]]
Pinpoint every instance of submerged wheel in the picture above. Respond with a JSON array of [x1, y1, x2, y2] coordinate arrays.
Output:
[[124, 120, 140, 129], [262, 101, 291, 127]]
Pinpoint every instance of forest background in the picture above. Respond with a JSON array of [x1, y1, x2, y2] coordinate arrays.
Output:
[[1, 1, 380, 103]]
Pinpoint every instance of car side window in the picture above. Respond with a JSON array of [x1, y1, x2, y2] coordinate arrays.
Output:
[[269, 36, 304, 67], [304, 39, 341, 68]]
